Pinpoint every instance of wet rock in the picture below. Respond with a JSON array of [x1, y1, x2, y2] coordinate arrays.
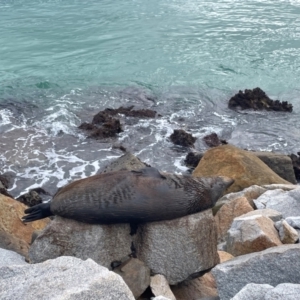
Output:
[[169, 129, 196, 147], [0, 248, 27, 267], [17, 187, 51, 207], [212, 244, 300, 300], [253, 188, 300, 218], [0, 256, 135, 300], [239, 208, 283, 222], [0, 194, 49, 258], [184, 152, 203, 168], [135, 210, 219, 285], [289, 152, 300, 181], [254, 151, 296, 184], [114, 258, 151, 299], [171, 272, 218, 300], [275, 220, 299, 244], [215, 196, 254, 242], [29, 216, 133, 268], [231, 283, 274, 300], [226, 215, 282, 256], [90, 118, 122, 139], [95, 106, 157, 119], [98, 152, 149, 174], [203, 133, 227, 148], [228, 87, 293, 112], [0, 172, 14, 197], [193, 145, 291, 194], [150, 274, 176, 300], [79, 112, 123, 139]]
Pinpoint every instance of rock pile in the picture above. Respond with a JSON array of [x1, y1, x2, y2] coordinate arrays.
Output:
[[1, 146, 300, 299]]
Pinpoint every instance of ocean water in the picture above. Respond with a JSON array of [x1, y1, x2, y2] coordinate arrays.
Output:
[[1, 0, 300, 196]]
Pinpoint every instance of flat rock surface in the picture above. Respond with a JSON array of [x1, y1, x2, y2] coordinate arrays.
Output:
[[212, 244, 300, 300], [239, 208, 282, 222], [231, 283, 274, 300], [265, 283, 300, 300], [0, 256, 135, 300], [254, 188, 300, 218]]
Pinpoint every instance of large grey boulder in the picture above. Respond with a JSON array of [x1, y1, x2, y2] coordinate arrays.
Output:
[[231, 283, 274, 300], [0, 248, 27, 267], [0, 256, 135, 300], [254, 188, 300, 218], [29, 216, 132, 268], [135, 210, 219, 285], [211, 244, 300, 300], [265, 283, 300, 300]]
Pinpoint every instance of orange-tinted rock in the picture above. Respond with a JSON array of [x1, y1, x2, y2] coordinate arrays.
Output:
[[0, 194, 49, 257], [193, 145, 291, 194], [215, 196, 254, 242], [171, 272, 218, 300], [218, 251, 234, 263]]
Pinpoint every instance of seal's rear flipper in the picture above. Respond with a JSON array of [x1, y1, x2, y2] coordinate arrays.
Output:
[[22, 203, 53, 222]]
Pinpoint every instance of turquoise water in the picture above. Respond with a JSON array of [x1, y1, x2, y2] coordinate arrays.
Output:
[[1, 0, 300, 195], [1, 0, 300, 94]]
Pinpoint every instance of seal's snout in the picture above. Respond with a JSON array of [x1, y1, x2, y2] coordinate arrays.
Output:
[[210, 176, 234, 205]]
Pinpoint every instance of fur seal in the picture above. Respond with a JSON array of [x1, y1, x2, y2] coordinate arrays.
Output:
[[22, 167, 233, 224]]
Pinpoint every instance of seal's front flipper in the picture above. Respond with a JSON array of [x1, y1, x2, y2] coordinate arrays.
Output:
[[131, 167, 166, 179], [22, 203, 53, 222], [129, 222, 139, 235]]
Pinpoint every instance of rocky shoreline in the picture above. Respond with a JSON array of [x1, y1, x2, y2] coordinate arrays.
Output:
[[1, 88, 300, 299], [1, 145, 300, 299]]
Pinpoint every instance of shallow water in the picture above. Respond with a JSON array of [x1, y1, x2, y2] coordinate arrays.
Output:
[[0, 0, 300, 196]]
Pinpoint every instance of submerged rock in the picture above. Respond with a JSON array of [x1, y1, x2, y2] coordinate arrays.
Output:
[[17, 187, 51, 207], [203, 133, 227, 148], [169, 129, 196, 147], [184, 151, 203, 168], [228, 87, 293, 112]]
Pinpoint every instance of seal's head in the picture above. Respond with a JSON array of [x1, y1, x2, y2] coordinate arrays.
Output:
[[192, 176, 234, 206], [208, 176, 234, 205]]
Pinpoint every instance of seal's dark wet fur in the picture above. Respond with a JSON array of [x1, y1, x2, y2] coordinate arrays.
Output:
[[23, 167, 233, 224]]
